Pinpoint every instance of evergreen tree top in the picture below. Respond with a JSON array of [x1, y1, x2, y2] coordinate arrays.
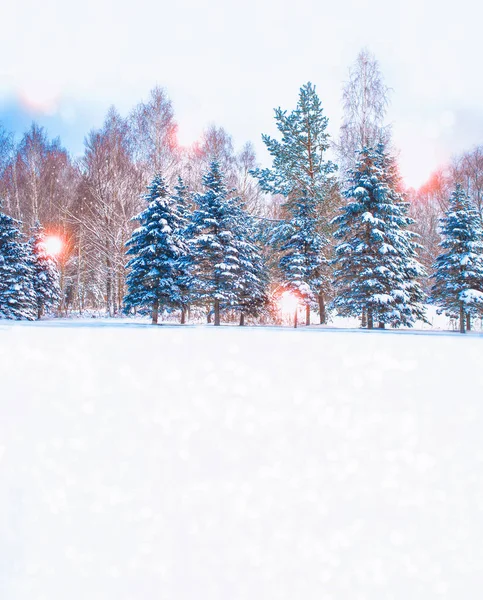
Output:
[[127, 173, 187, 257], [201, 160, 226, 195], [173, 175, 189, 202], [251, 83, 337, 197], [439, 184, 483, 248], [190, 161, 240, 230], [334, 146, 413, 233], [144, 173, 169, 204]]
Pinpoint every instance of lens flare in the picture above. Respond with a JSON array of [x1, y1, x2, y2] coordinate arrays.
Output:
[[43, 235, 63, 257], [278, 291, 299, 314]]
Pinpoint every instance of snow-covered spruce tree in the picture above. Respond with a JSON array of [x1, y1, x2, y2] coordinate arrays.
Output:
[[251, 82, 336, 324], [30, 222, 61, 319], [124, 174, 187, 324], [0, 204, 36, 320], [272, 189, 331, 325], [188, 161, 243, 326], [332, 145, 426, 329], [171, 176, 192, 324], [231, 209, 269, 325], [431, 184, 483, 333]]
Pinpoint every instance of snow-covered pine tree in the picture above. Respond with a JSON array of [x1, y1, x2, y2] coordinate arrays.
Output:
[[231, 209, 269, 325], [332, 145, 426, 329], [124, 174, 187, 324], [30, 222, 61, 319], [272, 189, 331, 325], [0, 204, 36, 320], [171, 176, 192, 324], [378, 149, 427, 327], [431, 184, 483, 333], [251, 82, 336, 324], [188, 161, 241, 326]]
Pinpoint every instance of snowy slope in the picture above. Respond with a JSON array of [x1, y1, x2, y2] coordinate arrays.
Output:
[[1, 321, 482, 600]]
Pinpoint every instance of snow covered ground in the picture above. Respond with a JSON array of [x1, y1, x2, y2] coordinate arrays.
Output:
[[1, 319, 483, 600]]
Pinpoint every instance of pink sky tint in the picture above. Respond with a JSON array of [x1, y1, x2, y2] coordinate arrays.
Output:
[[2, 0, 483, 189]]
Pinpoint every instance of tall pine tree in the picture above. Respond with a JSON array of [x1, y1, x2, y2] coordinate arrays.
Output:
[[251, 82, 337, 324], [30, 222, 61, 319], [124, 175, 187, 324], [432, 184, 483, 333], [0, 204, 36, 320], [332, 145, 426, 329]]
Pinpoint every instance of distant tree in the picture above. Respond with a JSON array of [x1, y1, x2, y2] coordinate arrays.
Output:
[[408, 188, 444, 283], [0, 124, 13, 189], [183, 125, 238, 194], [129, 86, 179, 181], [124, 175, 187, 324], [451, 146, 483, 224], [199, 125, 236, 175], [332, 145, 426, 329], [79, 107, 142, 315], [235, 142, 265, 216], [0, 204, 36, 320], [337, 49, 391, 179], [431, 184, 483, 333], [4, 123, 76, 227], [30, 222, 61, 319], [252, 82, 337, 324], [188, 161, 242, 326]]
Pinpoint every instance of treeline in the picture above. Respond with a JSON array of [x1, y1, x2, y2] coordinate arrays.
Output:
[[1, 49, 483, 332], [0, 88, 267, 316]]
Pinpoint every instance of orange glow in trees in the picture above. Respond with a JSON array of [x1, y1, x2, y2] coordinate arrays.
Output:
[[43, 235, 63, 258]]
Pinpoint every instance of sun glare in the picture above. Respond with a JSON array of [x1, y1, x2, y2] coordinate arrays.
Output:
[[176, 125, 199, 149], [278, 291, 299, 314], [43, 235, 63, 257]]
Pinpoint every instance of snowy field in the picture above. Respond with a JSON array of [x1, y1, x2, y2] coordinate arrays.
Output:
[[1, 319, 483, 600]]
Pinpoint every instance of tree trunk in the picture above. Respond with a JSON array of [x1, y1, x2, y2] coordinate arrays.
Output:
[[77, 226, 83, 315], [207, 310, 212, 324], [294, 307, 298, 329], [466, 313, 471, 331], [37, 305, 43, 320], [152, 299, 159, 325], [305, 304, 310, 326], [367, 308, 374, 330], [378, 322, 385, 329], [361, 307, 367, 328], [318, 293, 326, 325], [214, 300, 221, 326], [181, 308, 186, 324], [459, 304, 465, 334], [58, 261, 66, 317], [117, 266, 124, 315], [106, 264, 112, 316], [239, 312, 245, 326]]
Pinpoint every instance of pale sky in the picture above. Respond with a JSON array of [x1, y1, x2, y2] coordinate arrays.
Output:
[[2, 0, 483, 188]]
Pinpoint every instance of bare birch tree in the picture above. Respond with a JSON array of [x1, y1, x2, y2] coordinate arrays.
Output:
[[77, 108, 142, 315], [452, 146, 483, 222], [129, 86, 180, 184], [337, 48, 391, 178]]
